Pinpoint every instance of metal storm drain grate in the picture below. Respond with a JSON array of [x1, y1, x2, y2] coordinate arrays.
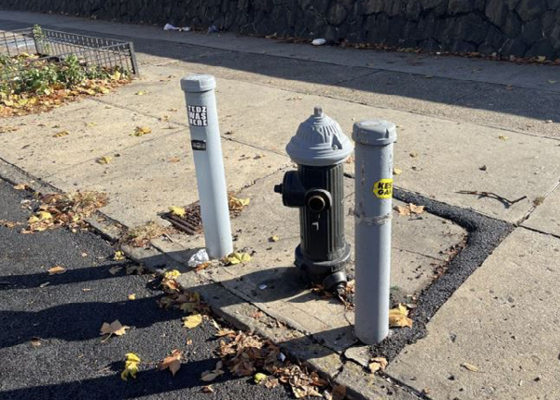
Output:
[[163, 194, 249, 235]]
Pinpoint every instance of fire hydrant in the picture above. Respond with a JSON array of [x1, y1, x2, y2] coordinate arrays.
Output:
[[274, 106, 354, 291]]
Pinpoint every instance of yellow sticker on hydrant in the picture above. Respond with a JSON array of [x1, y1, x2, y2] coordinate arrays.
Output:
[[373, 178, 393, 199]]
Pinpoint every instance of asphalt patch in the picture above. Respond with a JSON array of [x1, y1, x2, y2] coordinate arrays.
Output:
[[367, 185, 515, 361]]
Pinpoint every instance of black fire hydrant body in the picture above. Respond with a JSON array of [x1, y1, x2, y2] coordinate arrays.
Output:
[[274, 107, 353, 291]]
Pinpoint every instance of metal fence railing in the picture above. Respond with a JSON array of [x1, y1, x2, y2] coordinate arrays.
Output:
[[0, 26, 139, 82]]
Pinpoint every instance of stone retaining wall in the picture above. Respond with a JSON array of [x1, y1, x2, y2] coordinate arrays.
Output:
[[3, 0, 560, 59]]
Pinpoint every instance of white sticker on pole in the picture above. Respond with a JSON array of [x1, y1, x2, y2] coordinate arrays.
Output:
[[187, 105, 208, 126]]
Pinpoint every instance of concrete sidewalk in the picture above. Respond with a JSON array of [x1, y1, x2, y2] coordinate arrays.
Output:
[[1, 10, 560, 400]]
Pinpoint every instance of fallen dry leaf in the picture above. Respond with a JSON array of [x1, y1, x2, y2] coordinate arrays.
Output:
[[183, 313, 203, 329], [30, 338, 41, 347], [128, 294, 136, 300], [201, 385, 214, 393], [96, 156, 112, 165], [389, 304, 413, 328], [254, 372, 268, 384], [498, 135, 509, 141], [13, 183, 28, 190], [395, 203, 425, 216], [113, 251, 125, 261], [53, 130, 69, 138], [48, 265, 66, 275], [461, 362, 480, 372], [225, 252, 251, 265], [368, 357, 388, 373], [0, 220, 21, 228], [135, 90, 147, 96], [331, 384, 347, 400], [169, 206, 186, 218], [133, 126, 152, 137], [121, 353, 140, 381], [100, 320, 130, 339], [269, 235, 279, 242], [109, 266, 122, 275], [393, 168, 403, 176], [159, 349, 182, 376]]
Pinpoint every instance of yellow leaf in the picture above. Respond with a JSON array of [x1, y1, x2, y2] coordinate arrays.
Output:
[[85, 122, 97, 127], [100, 320, 130, 337], [96, 156, 112, 165], [128, 294, 136, 300], [135, 90, 147, 96], [159, 349, 182, 376], [133, 126, 152, 137], [226, 252, 251, 265], [498, 135, 509, 141], [461, 362, 479, 372], [37, 211, 53, 221], [121, 353, 140, 381], [113, 251, 126, 261], [183, 313, 203, 329], [389, 304, 413, 328], [27, 215, 40, 224], [169, 206, 186, 217], [164, 269, 181, 279], [393, 168, 403, 176], [110, 71, 122, 81], [53, 130, 69, 138], [13, 183, 28, 190], [269, 235, 279, 242], [254, 372, 267, 384], [238, 198, 250, 206], [48, 265, 66, 275]]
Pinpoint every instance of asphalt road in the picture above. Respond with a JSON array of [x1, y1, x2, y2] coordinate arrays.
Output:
[[0, 178, 292, 400]]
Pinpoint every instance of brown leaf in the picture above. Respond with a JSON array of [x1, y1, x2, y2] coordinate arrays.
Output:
[[331, 384, 347, 400], [368, 357, 388, 373], [100, 320, 129, 338], [48, 265, 66, 275], [159, 349, 182, 376], [201, 385, 214, 393], [13, 183, 28, 190], [395, 203, 425, 216], [201, 369, 224, 382], [389, 304, 413, 328]]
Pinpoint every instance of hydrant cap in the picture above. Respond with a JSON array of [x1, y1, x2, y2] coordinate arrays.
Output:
[[286, 107, 354, 166], [352, 120, 397, 146], [180, 74, 216, 93]]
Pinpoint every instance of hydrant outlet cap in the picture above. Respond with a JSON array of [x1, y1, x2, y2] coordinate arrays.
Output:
[[352, 120, 397, 146], [286, 107, 353, 166], [181, 74, 216, 93]]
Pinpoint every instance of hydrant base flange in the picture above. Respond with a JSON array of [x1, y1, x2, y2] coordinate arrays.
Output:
[[295, 242, 351, 290]]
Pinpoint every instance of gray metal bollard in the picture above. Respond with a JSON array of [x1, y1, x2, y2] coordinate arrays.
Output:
[[353, 120, 397, 345], [180, 74, 233, 259]]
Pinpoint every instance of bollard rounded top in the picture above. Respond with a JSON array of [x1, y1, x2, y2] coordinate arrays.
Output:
[[352, 120, 397, 146], [286, 106, 353, 166], [180, 74, 216, 93]]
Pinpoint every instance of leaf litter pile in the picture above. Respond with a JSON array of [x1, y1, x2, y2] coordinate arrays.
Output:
[[1, 50, 130, 118], [147, 269, 348, 398], [24, 191, 108, 233]]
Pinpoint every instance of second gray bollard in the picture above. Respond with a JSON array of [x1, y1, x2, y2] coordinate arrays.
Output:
[[353, 120, 397, 345], [180, 74, 233, 259]]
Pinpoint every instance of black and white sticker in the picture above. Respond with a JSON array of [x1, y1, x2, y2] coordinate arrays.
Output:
[[191, 140, 207, 151], [187, 105, 208, 127]]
